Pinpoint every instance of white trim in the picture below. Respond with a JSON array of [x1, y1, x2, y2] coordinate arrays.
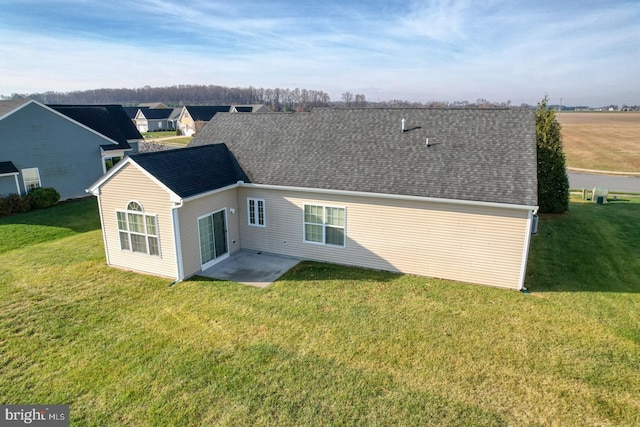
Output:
[[0, 99, 32, 121], [172, 206, 184, 281], [303, 203, 347, 247], [180, 182, 239, 203], [116, 201, 161, 257], [32, 100, 123, 147], [21, 167, 41, 193], [94, 188, 112, 266], [0, 172, 22, 195], [247, 198, 266, 227], [240, 183, 539, 213], [197, 208, 229, 270], [518, 209, 535, 290], [87, 157, 183, 203]]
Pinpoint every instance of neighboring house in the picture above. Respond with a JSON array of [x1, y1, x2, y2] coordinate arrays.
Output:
[[0, 100, 136, 199], [177, 106, 231, 136], [123, 106, 148, 120], [88, 108, 538, 290], [49, 104, 144, 158], [232, 104, 271, 113], [138, 102, 169, 109], [177, 105, 271, 136], [134, 108, 174, 132]]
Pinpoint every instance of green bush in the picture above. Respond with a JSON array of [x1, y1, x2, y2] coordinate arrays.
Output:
[[29, 187, 60, 209], [0, 193, 32, 216], [536, 96, 569, 213]]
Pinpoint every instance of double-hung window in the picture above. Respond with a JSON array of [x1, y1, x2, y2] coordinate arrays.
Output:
[[247, 198, 265, 227], [116, 201, 160, 256], [304, 204, 345, 246], [22, 168, 41, 192]]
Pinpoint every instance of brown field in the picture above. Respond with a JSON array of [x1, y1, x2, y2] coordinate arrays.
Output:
[[557, 112, 640, 172]]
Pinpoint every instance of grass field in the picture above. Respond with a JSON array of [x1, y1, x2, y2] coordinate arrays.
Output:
[[1, 198, 639, 425], [557, 112, 640, 172]]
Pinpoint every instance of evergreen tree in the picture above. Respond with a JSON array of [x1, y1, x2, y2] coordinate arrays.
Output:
[[536, 96, 569, 213]]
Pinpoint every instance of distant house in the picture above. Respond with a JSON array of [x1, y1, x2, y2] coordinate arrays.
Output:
[[134, 108, 174, 133], [88, 108, 538, 290], [0, 100, 138, 199], [138, 102, 169, 109], [177, 105, 271, 136]]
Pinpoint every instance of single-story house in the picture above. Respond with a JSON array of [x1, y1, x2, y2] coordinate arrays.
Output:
[[134, 108, 175, 133], [0, 100, 137, 199], [88, 108, 538, 290], [177, 105, 271, 136]]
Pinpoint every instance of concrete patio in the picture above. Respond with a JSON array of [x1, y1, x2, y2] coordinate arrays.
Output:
[[199, 250, 300, 288]]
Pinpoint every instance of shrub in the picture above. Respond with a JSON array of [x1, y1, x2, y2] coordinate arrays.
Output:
[[29, 187, 60, 209], [0, 193, 32, 216], [0, 196, 10, 217]]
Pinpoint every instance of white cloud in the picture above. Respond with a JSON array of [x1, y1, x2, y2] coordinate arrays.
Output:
[[0, 0, 638, 106]]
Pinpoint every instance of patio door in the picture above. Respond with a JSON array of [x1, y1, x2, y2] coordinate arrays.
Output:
[[198, 209, 228, 270]]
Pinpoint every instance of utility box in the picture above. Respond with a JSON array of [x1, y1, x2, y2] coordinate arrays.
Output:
[[592, 187, 608, 204]]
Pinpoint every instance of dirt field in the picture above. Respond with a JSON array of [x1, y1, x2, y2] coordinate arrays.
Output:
[[557, 112, 640, 172]]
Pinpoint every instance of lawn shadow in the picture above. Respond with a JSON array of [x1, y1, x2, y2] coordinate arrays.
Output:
[[0, 196, 100, 232], [526, 202, 640, 293], [0, 197, 101, 254]]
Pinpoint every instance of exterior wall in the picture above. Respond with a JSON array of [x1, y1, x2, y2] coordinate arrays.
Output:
[[97, 163, 178, 278], [178, 113, 196, 136], [177, 188, 241, 278], [237, 187, 531, 289], [0, 175, 20, 196], [0, 102, 115, 199]]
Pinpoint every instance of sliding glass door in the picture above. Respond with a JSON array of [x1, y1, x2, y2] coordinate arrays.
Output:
[[198, 209, 228, 270]]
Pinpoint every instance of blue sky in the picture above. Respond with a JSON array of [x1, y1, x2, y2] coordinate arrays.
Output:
[[1, 0, 638, 106]]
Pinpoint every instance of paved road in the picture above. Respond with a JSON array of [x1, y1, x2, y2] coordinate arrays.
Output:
[[568, 172, 640, 193]]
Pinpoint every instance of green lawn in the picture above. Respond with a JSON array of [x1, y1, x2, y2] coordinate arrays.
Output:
[[1, 198, 639, 425]]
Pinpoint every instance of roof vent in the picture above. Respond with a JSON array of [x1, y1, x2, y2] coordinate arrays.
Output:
[[401, 118, 406, 132], [426, 137, 430, 147]]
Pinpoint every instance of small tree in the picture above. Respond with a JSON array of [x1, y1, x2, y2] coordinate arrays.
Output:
[[536, 95, 569, 213]]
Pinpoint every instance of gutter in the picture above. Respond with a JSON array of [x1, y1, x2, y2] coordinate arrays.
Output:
[[239, 182, 539, 213]]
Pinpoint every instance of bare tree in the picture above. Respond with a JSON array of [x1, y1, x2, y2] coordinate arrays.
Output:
[[354, 93, 367, 107], [341, 91, 354, 106]]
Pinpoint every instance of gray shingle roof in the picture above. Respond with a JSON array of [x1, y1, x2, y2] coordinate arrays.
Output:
[[190, 108, 538, 206], [0, 99, 31, 119], [129, 144, 249, 199]]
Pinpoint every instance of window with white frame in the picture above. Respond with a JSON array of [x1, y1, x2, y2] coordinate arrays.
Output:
[[303, 204, 345, 246], [104, 156, 122, 171], [247, 198, 265, 227], [116, 201, 160, 256], [21, 168, 41, 192]]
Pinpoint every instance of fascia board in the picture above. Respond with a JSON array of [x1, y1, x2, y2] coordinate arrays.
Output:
[[240, 182, 538, 212]]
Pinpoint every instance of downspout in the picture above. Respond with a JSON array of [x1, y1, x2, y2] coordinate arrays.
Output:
[[172, 201, 185, 282], [518, 207, 538, 291]]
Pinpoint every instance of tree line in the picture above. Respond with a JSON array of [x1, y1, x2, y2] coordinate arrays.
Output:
[[1, 84, 521, 111]]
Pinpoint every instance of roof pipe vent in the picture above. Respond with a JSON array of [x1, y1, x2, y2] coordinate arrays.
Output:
[[401, 118, 406, 132], [426, 137, 430, 147]]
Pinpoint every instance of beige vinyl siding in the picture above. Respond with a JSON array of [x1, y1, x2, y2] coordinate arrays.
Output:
[[237, 187, 530, 289], [177, 188, 241, 278], [97, 163, 178, 278]]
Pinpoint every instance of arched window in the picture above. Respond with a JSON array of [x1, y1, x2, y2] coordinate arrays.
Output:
[[116, 201, 160, 256]]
